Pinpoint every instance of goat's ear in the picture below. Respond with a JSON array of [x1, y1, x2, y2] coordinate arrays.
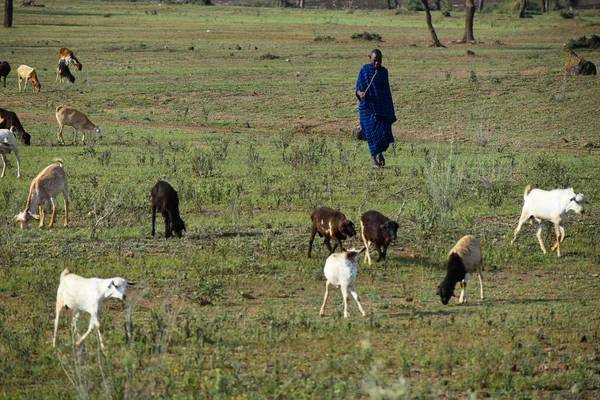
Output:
[[127, 280, 136, 286], [109, 281, 116, 289]]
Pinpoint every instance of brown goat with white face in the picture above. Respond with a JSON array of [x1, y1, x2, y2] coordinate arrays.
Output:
[[15, 159, 68, 229], [17, 65, 41, 92]]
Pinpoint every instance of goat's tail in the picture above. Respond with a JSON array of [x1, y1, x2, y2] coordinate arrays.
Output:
[[60, 268, 70, 281], [55, 105, 64, 115], [524, 184, 532, 199], [54, 158, 65, 167]]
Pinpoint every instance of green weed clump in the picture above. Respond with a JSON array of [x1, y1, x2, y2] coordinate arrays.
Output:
[[351, 31, 382, 42]]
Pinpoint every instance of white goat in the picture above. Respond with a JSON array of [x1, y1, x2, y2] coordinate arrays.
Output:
[[17, 65, 41, 92], [55, 106, 102, 145], [53, 268, 135, 349], [319, 248, 366, 318], [15, 159, 68, 229], [0, 129, 21, 178], [511, 185, 588, 257], [437, 235, 483, 305]]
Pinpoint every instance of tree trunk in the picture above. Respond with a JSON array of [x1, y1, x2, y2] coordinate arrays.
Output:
[[478, 0, 484, 12], [462, 0, 476, 42], [518, 0, 527, 17], [422, 0, 444, 47], [434, 0, 441, 11], [297, 0, 304, 7], [4, 0, 13, 28], [541, 0, 549, 12]]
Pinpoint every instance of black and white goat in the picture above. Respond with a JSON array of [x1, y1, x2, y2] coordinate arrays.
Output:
[[437, 235, 484, 305]]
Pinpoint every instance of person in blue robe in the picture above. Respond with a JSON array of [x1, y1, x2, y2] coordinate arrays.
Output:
[[356, 49, 397, 168]]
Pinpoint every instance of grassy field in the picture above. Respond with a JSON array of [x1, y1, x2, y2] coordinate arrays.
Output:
[[1, 1, 600, 398]]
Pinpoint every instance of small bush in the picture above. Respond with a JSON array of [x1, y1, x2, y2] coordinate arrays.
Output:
[[560, 10, 574, 19], [314, 35, 336, 42], [191, 149, 216, 178], [403, 0, 424, 11], [351, 32, 382, 42], [260, 53, 280, 60], [565, 35, 600, 50]]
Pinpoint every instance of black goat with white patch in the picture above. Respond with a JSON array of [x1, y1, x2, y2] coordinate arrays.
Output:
[[360, 210, 399, 264], [308, 207, 356, 258], [57, 61, 76, 84], [0, 108, 31, 145], [437, 235, 484, 305], [151, 181, 186, 239]]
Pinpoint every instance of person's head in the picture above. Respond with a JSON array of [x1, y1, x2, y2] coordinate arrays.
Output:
[[369, 49, 383, 69]]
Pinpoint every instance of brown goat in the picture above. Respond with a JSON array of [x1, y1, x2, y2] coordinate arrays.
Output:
[[151, 181, 186, 238], [360, 210, 399, 264], [308, 207, 356, 258], [58, 47, 82, 71], [0, 108, 31, 145]]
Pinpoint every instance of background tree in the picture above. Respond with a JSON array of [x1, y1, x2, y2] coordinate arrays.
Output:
[[518, 0, 527, 17], [462, 0, 476, 42], [422, 0, 444, 47], [4, 0, 13, 28], [478, 0, 484, 12], [541, 0, 549, 12]]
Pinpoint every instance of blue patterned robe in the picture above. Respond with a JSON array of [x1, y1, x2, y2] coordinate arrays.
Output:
[[356, 64, 396, 158]]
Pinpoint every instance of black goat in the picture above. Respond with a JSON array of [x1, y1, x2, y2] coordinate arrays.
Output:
[[360, 210, 399, 264], [0, 108, 31, 145], [151, 181, 186, 238], [0, 61, 10, 88], [57, 61, 76, 84], [308, 207, 356, 258]]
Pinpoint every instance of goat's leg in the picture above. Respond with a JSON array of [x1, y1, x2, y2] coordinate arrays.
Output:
[[458, 280, 467, 303], [376, 245, 385, 262], [15, 149, 20, 178], [1, 153, 6, 178], [151, 205, 156, 236], [53, 301, 63, 348], [341, 284, 349, 318], [57, 125, 65, 144], [39, 205, 45, 228], [56, 68, 60, 83], [361, 224, 372, 264], [73, 128, 78, 145], [63, 190, 69, 227], [511, 212, 530, 245], [319, 281, 330, 316], [478, 271, 484, 300], [77, 320, 96, 347], [350, 284, 366, 316], [307, 226, 317, 258], [49, 197, 58, 228], [324, 237, 334, 254], [163, 212, 171, 238], [551, 221, 562, 257], [535, 222, 547, 254], [332, 236, 344, 253]]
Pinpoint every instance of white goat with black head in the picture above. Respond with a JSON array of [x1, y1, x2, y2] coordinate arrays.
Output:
[[0, 128, 21, 178], [437, 235, 484, 305], [511, 185, 588, 257], [319, 248, 366, 318], [53, 268, 135, 349]]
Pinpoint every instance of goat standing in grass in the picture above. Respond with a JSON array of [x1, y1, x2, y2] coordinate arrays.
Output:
[[58, 47, 82, 71], [56, 61, 75, 84], [15, 159, 68, 229], [319, 248, 366, 318], [17, 65, 41, 92], [511, 185, 588, 257], [53, 268, 135, 349], [360, 210, 399, 264], [55, 106, 102, 145], [0, 108, 32, 145], [0, 129, 21, 178], [151, 180, 186, 238], [0, 61, 10, 88], [437, 235, 483, 305]]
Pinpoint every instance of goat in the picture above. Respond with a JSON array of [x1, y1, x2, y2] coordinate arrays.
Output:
[[360, 210, 399, 264], [319, 248, 366, 318], [437, 235, 484, 305], [0, 108, 31, 145], [0, 61, 10, 88], [15, 159, 68, 229], [17, 65, 41, 92], [58, 47, 82, 71], [0, 129, 21, 178], [53, 268, 134, 349], [511, 185, 588, 257], [151, 180, 186, 238], [308, 207, 356, 258], [55, 105, 102, 145], [56, 60, 75, 84]]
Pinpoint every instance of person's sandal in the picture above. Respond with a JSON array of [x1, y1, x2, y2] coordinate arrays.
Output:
[[376, 154, 386, 167], [372, 158, 379, 168]]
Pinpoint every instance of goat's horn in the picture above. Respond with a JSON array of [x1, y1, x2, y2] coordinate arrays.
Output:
[[127, 280, 136, 286]]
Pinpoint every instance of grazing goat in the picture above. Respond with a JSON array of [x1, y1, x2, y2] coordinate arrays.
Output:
[[0, 61, 10, 88], [360, 210, 399, 264], [17, 65, 41, 92], [53, 268, 135, 349], [320, 248, 366, 318], [437, 235, 483, 305], [0, 129, 21, 178], [151, 180, 186, 238], [308, 207, 356, 258], [511, 185, 588, 257], [56, 61, 75, 84], [0, 108, 31, 145], [55, 106, 102, 145], [58, 47, 82, 71], [15, 159, 68, 229]]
